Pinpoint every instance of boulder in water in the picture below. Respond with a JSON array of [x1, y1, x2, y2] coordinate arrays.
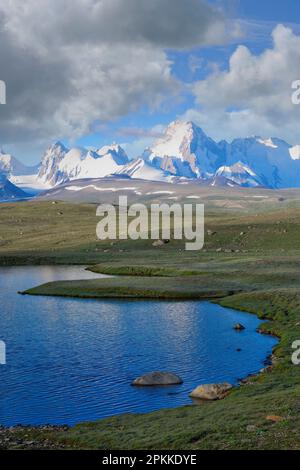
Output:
[[234, 323, 245, 331], [132, 371, 183, 386]]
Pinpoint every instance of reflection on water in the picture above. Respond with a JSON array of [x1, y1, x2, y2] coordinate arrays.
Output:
[[0, 266, 277, 426]]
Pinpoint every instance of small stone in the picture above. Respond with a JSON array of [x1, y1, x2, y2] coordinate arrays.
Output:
[[234, 323, 245, 331]]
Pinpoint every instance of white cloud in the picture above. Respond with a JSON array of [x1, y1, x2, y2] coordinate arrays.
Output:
[[187, 25, 300, 143], [0, 0, 230, 151], [121, 125, 165, 159]]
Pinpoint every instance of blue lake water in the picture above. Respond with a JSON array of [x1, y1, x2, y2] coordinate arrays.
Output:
[[0, 266, 277, 426]]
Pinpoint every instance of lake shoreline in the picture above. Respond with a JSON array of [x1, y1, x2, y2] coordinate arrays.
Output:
[[0, 265, 280, 449]]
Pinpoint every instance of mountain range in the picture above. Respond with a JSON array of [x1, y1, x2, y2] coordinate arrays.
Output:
[[2, 120, 300, 197]]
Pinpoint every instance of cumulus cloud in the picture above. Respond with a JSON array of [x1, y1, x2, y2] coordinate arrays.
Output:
[[188, 25, 300, 143], [117, 127, 164, 139], [120, 124, 166, 159], [0, 0, 230, 153]]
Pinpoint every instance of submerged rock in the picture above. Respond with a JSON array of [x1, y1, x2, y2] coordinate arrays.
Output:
[[234, 323, 245, 331], [189, 383, 232, 400], [132, 371, 183, 386]]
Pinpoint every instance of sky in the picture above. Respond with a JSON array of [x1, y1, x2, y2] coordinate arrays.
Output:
[[1, 0, 300, 165]]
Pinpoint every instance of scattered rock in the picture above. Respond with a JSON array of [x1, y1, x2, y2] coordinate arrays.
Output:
[[207, 230, 216, 236], [234, 323, 245, 331], [152, 239, 169, 247], [152, 239, 164, 247], [246, 425, 257, 432], [132, 371, 183, 386], [240, 232, 246, 236], [260, 366, 272, 374], [189, 383, 232, 400], [266, 415, 284, 423]]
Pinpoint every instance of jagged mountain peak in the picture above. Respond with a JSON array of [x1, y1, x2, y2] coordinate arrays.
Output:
[[144, 119, 224, 178], [5, 119, 300, 191], [37, 142, 129, 186], [47, 141, 69, 153]]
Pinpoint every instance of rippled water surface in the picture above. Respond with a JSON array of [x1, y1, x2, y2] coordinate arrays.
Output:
[[0, 266, 277, 426]]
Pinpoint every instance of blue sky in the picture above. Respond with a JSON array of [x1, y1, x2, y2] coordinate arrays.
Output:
[[74, 0, 300, 161], [1, 0, 300, 164]]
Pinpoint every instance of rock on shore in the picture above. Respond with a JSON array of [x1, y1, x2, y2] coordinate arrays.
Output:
[[189, 383, 232, 400]]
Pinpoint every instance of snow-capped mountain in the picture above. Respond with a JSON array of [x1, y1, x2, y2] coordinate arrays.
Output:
[[0, 149, 39, 177], [223, 136, 300, 188], [3, 119, 300, 191], [143, 120, 224, 178], [0, 173, 31, 201], [37, 142, 129, 186], [142, 121, 300, 188], [37, 141, 68, 186]]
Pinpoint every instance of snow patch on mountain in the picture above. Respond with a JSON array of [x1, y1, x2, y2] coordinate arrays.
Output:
[[289, 145, 300, 160], [215, 161, 262, 187], [256, 138, 278, 149], [115, 158, 172, 182]]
